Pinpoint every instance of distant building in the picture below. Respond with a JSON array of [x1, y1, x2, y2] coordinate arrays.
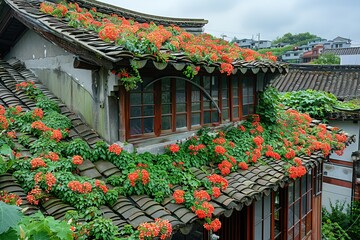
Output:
[[234, 38, 272, 50], [323, 47, 360, 65], [281, 49, 304, 63], [302, 45, 324, 63]]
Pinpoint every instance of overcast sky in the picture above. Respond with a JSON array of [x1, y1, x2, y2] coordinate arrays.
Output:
[[101, 0, 360, 46]]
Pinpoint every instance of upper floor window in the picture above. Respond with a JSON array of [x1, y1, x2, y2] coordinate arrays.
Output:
[[126, 74, 256, 139]]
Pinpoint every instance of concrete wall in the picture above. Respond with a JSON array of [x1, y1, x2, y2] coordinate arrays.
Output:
[[322, 183, 352, 211], [341, 55, 360, 65], [5, 30, 119, 143], [322, 120, 359, 211]]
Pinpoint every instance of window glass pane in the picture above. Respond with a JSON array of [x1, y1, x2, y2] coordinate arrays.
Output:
[[233, 87, 238, 97], [307, 193, 312, 212], [144, 93, 154, 104], [192, 89, 200, 102], [222, 109, 229, 120], [176, 115, 186, 128], [243, 95, 249, 104], [255, 222, 263, 240], [307, 171, 312, 189], [233, 107, 239, 118], [203, 101, 211, 110], [264, 216, 271, 240], [301, 219, 306, 238], [243, 106, 249, 116], [162, 92, 171, 103], [203, 76, 211, 89], [192, 102, 200, 111], [144, 118, 154, 133], [248, 105, 254, 114], [295, 180, 300, 199], [302, 195, 307, 216], [264, 194, 271, 217], [294, 222, 300, 239], [162, 104, 171, 114], [255, 199, 262, 224], [130, 119, 141, 135], [233, 97, 238, 105], [301, 176, 307, 195], [176, 92, 186, 103], [177, 80, 185, 90], [130, 106, 142, 117], [162, 116, 171, 130], [130, 93, 141, 105], [288, 229, 293, 240], [162, 79, 171, 91], [176, 104, 186, 112], [204, 111, 211, 124], [249, 95, 254, 104], [294, 201, 300, 223], [191, 113, 201, 126], [143, 105, 154, 116], [288, 205, 294, 227], [212, 111, 219, 123], [222, 98, 228, 107], [288, 182, 294, 204]]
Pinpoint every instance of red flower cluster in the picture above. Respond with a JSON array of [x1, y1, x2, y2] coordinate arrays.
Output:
[[168, 144, 180, 153], [32, 108, 44, 119], [0, 105, 5, 115], [214, 145, 226, 155], [45, 172, 57, 191], [109, 143, 122, 155], [212, 137, 226, 145], [207, 174, 228, 190], [44, 152, 59, 161], [72, 155, 84, 165], [288, 165, 307, 179], [30, 158, 47, 169], [218, 159, 233, 176], [188, 144, 206, 155], [173, 189, 185, 204], [31, 121, 50, 132], [265, 146, 281, 160], [138, 218, 172, 240], [6, 131, 16, 139], [0, 190, 22, 206], [67, 180, 92, 194], [0, 115, 8, 130], [238, 161, 249, 170], [50, 129, 62, 142], [128, 169, 150, 187], [39, 2, 54, 14], [203, 218, 222, 232], [253, 136, 264, 147], [26, 186, 43, 205], [285, 149, 296, 160], [95, 179, 108, 194]]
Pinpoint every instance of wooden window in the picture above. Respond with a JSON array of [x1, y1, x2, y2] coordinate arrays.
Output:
[[126, 74, 257, 139], [128, 77, 155, 136], [242, 77, 255, 117], [231, 75, 256, 121], [253, 191, 282, 240], [287, 174, 312, 240]]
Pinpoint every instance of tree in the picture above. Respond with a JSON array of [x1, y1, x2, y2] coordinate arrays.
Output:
[[311, 53, 340, 65], [272, 32, 319, 45]]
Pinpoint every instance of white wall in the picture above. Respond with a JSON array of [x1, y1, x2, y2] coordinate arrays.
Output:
[[322, 183, 352, 211], [341, 55, 360, 65]]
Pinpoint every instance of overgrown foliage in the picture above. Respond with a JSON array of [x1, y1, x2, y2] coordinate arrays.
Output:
[[311, 53, 340, 65], [322, 200, 360, 240], [272, 32, 319, 46], [280, 89, 337, 118], [256, 87, 280, 125]]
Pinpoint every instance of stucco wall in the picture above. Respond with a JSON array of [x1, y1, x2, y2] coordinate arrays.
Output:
[[5, 29, 119, 142], [341, 55, 360, 65], [322, 183, 352, 211]]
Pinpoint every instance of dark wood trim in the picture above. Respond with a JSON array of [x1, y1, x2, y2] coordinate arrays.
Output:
[[323, 176, 352, 188], [121, 87, 129, 141], [154, 81, 161, 136], [327, 158, 353, 167], [229, 76, 234, 122]]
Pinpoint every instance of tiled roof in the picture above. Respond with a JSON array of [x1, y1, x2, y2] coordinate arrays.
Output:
[[1, 0, 288, 73], [0, 59, 354, 234], [323, 47, 360, 56], [270, 64, 360, 100]]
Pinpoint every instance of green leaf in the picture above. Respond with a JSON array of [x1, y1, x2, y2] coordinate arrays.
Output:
[[0, 228, 18, 239], [0, 201, 22, 234], [0, 144, 14, 160]]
